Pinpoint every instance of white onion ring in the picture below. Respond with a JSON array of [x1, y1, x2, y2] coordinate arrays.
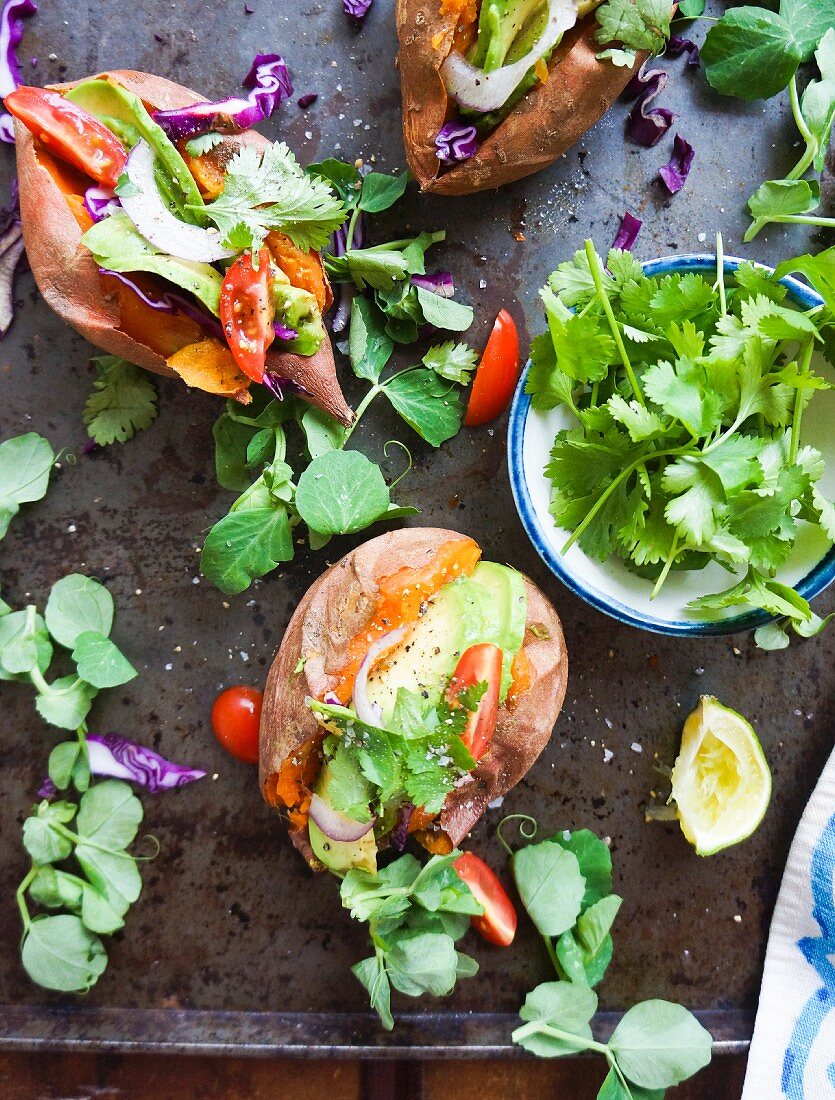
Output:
[[309, 793, 375, 842], [119, 140, 234, 263], [353, 625, 409, 726], [441, 0, 578, 114]]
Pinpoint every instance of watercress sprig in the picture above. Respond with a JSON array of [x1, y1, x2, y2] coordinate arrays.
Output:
[[502, 819, 712, 1096], [0, 432, 55, 539]]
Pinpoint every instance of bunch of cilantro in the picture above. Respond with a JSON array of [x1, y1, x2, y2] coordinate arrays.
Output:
[[699, 1, 835, 241], [506, 822, 713, 1095], [526, 238, 835, 648], [308, 682, 485, 823]]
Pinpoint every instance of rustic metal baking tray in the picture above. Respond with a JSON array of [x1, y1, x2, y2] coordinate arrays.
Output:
[[1, 0, 833, 1058]]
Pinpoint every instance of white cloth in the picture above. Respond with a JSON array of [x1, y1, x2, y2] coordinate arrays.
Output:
[[742, 742, 835, 1100]]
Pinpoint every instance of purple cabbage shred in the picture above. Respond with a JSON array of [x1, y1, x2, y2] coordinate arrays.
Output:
[[658, 134, 695, 195], [390, 803, 414, 851], [245, 1, 254, 10], [667, 34, 700, 67], [344, 0, 373, 22], [99, 268, 226, 340], [435, 120, 479, 164], [86, 734, 206, 793], [83, 186, 120, 223], [297, 92, 318, 109], [153, 54, 292, 140], [624, 60, 675, 148], [263, 371, 312, 401], [38, 777, 56, 800], [611, 211, 642, 252], [411, 271, 455, 298], [273, 319, 298, 341], [0, 0, 37, 143]]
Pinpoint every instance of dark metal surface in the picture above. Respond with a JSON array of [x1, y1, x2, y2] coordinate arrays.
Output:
[[1, 0, 833, 1057]]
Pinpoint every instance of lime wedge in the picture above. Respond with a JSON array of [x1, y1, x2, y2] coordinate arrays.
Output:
[[670, 695, 771, 857]]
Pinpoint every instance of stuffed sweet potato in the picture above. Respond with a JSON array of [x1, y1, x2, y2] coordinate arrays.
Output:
[[396, 0, 644, 195], [10, 68, 353, 424], [260, 527, 568, 870]]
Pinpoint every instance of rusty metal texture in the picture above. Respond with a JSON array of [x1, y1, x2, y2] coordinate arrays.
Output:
[[0, 0, 833, 1057]]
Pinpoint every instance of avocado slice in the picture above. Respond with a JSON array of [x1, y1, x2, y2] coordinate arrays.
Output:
[[308, 761, 377, 875], [469, 562, 527, 699]]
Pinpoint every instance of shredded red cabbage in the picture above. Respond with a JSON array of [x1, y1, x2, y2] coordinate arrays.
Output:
[[624, 60, 675, 148], [658, 134, 694, 195], [263, 371, 313, 401], [274, 319, 298, 341], [411, 272, 455, 298], [38, 777, 56, 800], [0, 181, 24, 337], [86, 734, 206, 792], [390, 803, 414, 851], [99, 268, 226, 339], [297, 92, 318, 109], [344, 0, 373, 21], [611, 211, 642, 252], [83, 186, 120, 223], [667, 34, 700, 67], [435, 121, 479, 164], [154, 54, 292, 141], [0, 0, 36, 143]]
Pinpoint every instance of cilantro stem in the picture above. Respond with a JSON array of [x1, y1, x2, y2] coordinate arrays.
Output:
[[16, 867, 36, 931], [584, 240, 646, 408], [715, 232, 726, 317], [651, 532, 680, 600], [789, 337, 815, 465]]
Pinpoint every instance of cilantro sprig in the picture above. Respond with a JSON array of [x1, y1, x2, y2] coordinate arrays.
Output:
[[526, 238, 835, 648], [341, 852, 482, 1030], [83, 356, 159, 446], [505, 821, 713, 1093], [700, 1, 835, 241]]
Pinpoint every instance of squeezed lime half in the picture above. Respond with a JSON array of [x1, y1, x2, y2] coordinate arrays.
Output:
[[670, 695, 772, 857]]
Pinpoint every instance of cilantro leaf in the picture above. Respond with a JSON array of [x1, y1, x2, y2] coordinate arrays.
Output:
[[83, 357, 158, 446], [422, 341, 478, 384], [201, 142, 346, 253], [184, 132, 223, 156]]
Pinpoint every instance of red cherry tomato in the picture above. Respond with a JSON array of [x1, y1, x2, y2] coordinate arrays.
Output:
[[464, 308, 521, 426], [211, 685, 263, 764], [219, 249, 276, 382], [5, 86, 127, 188], [446, 643, 502, 762], [454, 851, 517, 947]]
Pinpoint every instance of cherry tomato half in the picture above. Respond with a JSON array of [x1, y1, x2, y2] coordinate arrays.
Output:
[[211, 685, 263, 764], [464, 308, 520, 426], [446, 643, 502, 762], [5, 86, 128, 188], [219, 249, 276, 382], [454, 851, 517, 947]]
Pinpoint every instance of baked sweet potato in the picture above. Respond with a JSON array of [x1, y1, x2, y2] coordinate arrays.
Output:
[[14, 69, 353, 425], [396, 0, 643, 195], [260, 527, 568, 865]]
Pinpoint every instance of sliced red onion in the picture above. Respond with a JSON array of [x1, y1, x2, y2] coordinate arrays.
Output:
[[411, 272, 454, 298], [330, 283, 355, 334], [441, 0, 577, 114], [154, 54, 292, 140], [0, 0, 36, 143], [120, 140, 235, 262], [625, 62, 675, 148], [658, 134, 694, 195], [309, 792, 375, 842], [389, 803, 414, 851], [99, 267, 225, 338], [83, 186, 120, 224], [86, 734, 206, 792], [323, 691, 341, 705], [274, 320, 298, 341], [611, 211, 642, 252], [667, 35, 700, 67], [353, 626, 408, 726], [344, 0, 373, 21], [434, 121, 478, 164]]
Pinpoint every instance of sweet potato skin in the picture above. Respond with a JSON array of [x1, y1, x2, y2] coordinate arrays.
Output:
[[260, 528, 568, 862], [15, 69, 352, 424], [395, 0, 643, 195]]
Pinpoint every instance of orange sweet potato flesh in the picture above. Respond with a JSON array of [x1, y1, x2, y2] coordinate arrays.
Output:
[[396, 0, 644, 195], [14, 69, 352, 424], [260, 528, 568, 867]]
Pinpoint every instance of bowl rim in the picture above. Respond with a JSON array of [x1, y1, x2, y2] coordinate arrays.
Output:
[[507, 252, 835, 636]]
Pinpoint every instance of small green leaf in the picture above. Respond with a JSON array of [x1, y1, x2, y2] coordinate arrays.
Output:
[[353, 954, 394, 1030], [83, 356, 159, 446], [597, 1067, 665, 1100], [513, 980, 598, 1058], [512, 841, 586, 937], [201, 505, 294, 595], [35, 676, 97, 730], [72, 630, 137, 689], [358, 171, 409, 213], [349, 295, 394, 381], [0, 433, 55, 536], [747, 178, 820, 220], [609, 1000, 713, 1088], [0, 607, 51, 676], [702, 8, 803, 101], [48, 741, 82, 790], [212, 412, 255, 492], [295, 450, 390, 535], [21, 914, 108, 992], [22, 815, 73, 865], [300, 406, 346, 460], [45, 575, 114, 649], [422, 341, 478, 384], [383, 369, 465, 446], [415, 285, 473, 331]]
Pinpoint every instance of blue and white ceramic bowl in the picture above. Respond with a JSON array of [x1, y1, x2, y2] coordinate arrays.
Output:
[[508, 254, 835, 636]]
